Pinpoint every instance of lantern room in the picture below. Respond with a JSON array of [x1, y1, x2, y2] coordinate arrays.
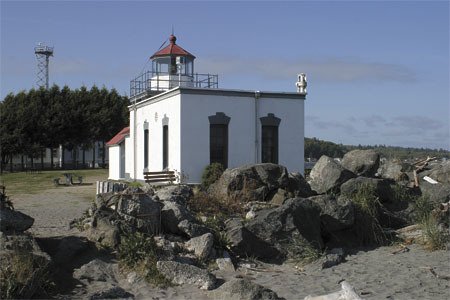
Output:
[[129, 34, 219, 102], [150, 34, 195, 77]]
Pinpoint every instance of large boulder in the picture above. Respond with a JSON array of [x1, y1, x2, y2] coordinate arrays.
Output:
[[177, 219, 211, 238], [0, 209, 34, 233], [156, 260, 216, 290], [225, 218, 281, 260], [245, 198, 323, 258], [87, 210, 121, 249], [308, 156, 356, 194], [377, 160, 412, 182], [340, 177, 395, 203], [287, 172, 315, 198], [161, 201, 196, 235], [209, 163, 290, 202], [155, 185, 193, 205], [211, 278, 284, 300], [185, 233, 214, 260], [428, 161, 450, 184], [310, 194, 355, 232], [341, 149, 380, 177], [116, 191, 162, 235]]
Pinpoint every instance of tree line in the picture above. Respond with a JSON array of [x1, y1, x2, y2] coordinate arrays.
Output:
[[305, 137, 449, 160], [0, 85, 129, 172]]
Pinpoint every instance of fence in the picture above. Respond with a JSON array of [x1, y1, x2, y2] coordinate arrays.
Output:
[[96, 181, 128, 195]]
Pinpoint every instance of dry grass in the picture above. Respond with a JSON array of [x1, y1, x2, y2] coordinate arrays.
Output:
[[0, 169, 108, 196]]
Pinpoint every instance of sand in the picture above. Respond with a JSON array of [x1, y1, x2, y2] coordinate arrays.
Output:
[[8, 182, 450, 300]]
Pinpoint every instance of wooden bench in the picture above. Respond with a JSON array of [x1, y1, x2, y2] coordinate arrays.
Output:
[[143, 171, 176, 184]]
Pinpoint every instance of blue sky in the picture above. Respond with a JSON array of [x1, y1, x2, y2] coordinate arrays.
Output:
[[1, 0, 449, 150]]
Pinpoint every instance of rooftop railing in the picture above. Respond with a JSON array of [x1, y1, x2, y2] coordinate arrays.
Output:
[[130, 71, 218, 101]]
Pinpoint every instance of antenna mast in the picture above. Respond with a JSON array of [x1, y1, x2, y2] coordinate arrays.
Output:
[[34, 42, 54, 90]]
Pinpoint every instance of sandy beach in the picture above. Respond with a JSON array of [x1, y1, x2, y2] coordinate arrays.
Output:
[[9, 182, 450, 300]]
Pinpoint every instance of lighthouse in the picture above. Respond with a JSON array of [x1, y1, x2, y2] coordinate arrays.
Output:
[[109, 34, 307, 183]]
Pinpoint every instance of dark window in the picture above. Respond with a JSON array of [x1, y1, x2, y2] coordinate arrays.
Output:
[[210, 124, 228, 168], [144, 129, 149, 168], [162, 125, 168, 169], [261, 126, 278, 164], [260, 113, 281, 164], [208, 112, 230, 168]]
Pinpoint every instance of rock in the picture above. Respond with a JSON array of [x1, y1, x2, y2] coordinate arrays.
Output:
[[340, 177, 395, 203], [308, 156, 356, 194], [0, 209, 34, 233], [116, 192, 162, 235], [320, 248, 345, 269], [378, 160, 412, 182], [428, 161, 450, 184], [88, 286, 134, 300], [270, 188, 289, 205], [216, 257, 235, 272], [156, 260, 216, 290], [288, 172, 315, 198], [177, 219, 211, 238], [73, 259, 116, 283], [245, 198, 323, 258], [161, 201, 195, 235], [185, 233, 214, 259], [95, 193, 120, 209], [341, 149, 380, 177], [155, 185, 193, 204], [211, 278, 284, 300], [225, 218, 281, 260], [209, 163, 290, 202], [419, 181, 450, 206], [87, 214, 120, 249], [310, 194, 355, 232]]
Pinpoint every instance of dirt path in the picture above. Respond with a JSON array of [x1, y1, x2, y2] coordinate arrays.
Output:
[[11, 178, 99, 238]]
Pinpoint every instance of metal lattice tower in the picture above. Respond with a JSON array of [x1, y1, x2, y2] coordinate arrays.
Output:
[[34, 43, 54, 90]]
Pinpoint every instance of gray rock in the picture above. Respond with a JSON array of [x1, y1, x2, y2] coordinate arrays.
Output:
[[177, 219, 211, 238], [0, 209, 34, 233], [87, 215, 120, 249], [89, 286, 134, 300], [225, 218, 281, 260], [211, 278, 284, 300], [156, 260, 216, 290], [341, 149, 380, 177], [340, 176, 395, 203], [428, 161, 450, 184], [419, 181, 450, 206], [310, 194, 355, 232], [308, 156, 356, 194], [185, 233, 214, 259], [155, 185, 193, 204], [321, 248, 345, 269], [216, 257, 235, 272], [73, 259, 116, 283], [288, 172, 315, 198], [378, 160, 412, 182], [245, 198, 323, 258], [209, 163, 290, 202], [117, 192, 162, 235], [161, 201, 195, 235]]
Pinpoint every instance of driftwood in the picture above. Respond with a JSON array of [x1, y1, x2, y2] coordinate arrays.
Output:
[[412, 156, 438, 187], [304, 281, 362, 300]]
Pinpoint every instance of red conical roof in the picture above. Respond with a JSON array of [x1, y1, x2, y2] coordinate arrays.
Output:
[[150, 35, 196, 59]]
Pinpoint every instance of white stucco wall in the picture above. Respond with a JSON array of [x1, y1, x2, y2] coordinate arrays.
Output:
[[108, 145, 120, 180], [129, 93, 181, 180], [180, 92, 305, 183], [126, 88, 305, 184]]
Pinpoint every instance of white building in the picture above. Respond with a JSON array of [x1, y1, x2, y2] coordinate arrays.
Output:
[[107, 34, 307, 183]]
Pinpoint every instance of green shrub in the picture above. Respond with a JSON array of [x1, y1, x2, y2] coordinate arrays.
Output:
[[391, 184, 414, 202], [414, 195, 434, 223], [118, 232, 170, 287], [0, 249, 49, 299], [349, 182, 387, 246], [201, 163, 224, 190], [420, 214, 449, 251]]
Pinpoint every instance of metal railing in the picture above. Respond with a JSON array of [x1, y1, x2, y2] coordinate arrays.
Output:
[[130, 71, 218, 99]]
